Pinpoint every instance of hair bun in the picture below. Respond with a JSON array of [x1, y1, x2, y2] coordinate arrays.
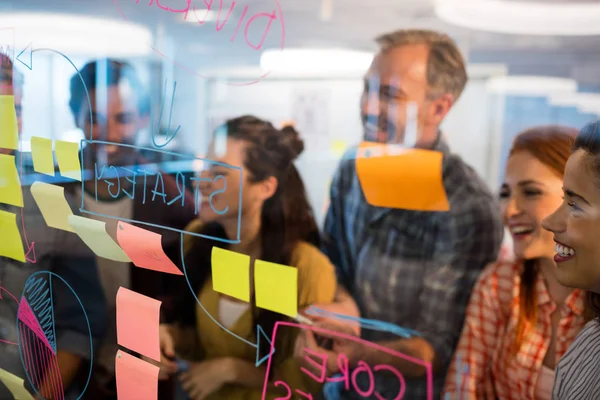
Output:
[[281, 125, 304, 160]]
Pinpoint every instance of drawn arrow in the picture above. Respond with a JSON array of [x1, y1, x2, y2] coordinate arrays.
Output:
[[179, 232, 274, 366], [151, 79, 181, 149], [15, 42, 32, 70]]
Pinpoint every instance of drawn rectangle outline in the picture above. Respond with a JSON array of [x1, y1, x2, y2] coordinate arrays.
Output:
[[261, 321, 434, 400], [79, 139, 243, 244]]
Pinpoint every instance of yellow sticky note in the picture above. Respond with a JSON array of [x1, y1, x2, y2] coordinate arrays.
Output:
[[355, 142, 449, 211], [331, 139, 348, 157], [55, 140, 81, 181], [0, 368, 35, 400], [0, 209, 25, 262], [0, 95, 19, 150], [211, 247, 250, 302], [254, 259, 298, 317], [30, 181, 75, 232], [68, 215, 131, 262], [31, 136, 55, 176], [0, 154, 23, 207]]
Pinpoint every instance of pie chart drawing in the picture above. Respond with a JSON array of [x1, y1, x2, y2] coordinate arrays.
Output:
[[16, 271, 93, 400]]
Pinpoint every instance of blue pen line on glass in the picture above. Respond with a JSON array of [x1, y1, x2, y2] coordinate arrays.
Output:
[[79, 140, 244, 244], [179, 233, 275, 366], [305, 306, 421, 338], [31, 48, 93, 147], [152, 79, 181, 149], [17, 271, 94, 400]]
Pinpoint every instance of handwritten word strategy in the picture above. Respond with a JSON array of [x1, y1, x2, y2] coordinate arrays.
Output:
[[137, 0, 279, 51], [92, 162, 230, 215]]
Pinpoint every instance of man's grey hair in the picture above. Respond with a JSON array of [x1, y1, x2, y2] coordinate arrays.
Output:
[[375, 29, 468, 102]]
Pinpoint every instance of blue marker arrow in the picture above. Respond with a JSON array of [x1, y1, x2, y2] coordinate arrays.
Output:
[[179, 233, 275, 366], [16, 42, 32, 70]]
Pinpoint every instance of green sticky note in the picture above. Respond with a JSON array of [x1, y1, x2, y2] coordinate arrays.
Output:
[[254, 259, 298, 317], [31, 136, 55, 176], [30, 181, 75, 232], [55, 140, 81, 181], [0, 210, 25, 263], [0, 154, 23, 207], [211, 247, 250, 302], [0, 95, 18, 150]]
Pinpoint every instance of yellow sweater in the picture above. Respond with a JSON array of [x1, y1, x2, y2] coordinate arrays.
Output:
[[171, 221, 337, 400]]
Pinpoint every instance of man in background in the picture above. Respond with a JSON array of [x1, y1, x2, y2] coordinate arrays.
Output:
[[297, 29, 504, 398], [65, 59, 196, 398], [0, 54, 107, 400]]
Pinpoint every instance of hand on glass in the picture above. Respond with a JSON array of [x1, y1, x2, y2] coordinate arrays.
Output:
[[179, 358, 231, 400], [141, 324, 178, 380]]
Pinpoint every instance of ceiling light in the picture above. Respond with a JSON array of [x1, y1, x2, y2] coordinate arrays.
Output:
[[260, 48, 374, 73], [486, 76, 577, 96], [435, 0, 600, 36], [0, 13, 152, 57]]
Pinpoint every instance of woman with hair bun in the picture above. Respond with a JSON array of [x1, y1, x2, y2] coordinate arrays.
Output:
[[156, 115, 338, 400]]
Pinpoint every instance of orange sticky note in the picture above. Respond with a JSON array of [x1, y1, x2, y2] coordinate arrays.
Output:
[[116, 287, 161, 361], [115, 221, 183, 275], [211, 247, 250, 302], [115, 350, 158, 400], [355, 142, 449, 211], [254, 259, 298, 317]]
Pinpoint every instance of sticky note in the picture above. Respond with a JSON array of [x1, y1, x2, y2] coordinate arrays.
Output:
[[116, 288, 161, 361], [68, 215, 131, 262], [30, 182, 75, 232], [355, 142, 449, 211], [0, 154, 23, 207], [254, 259, 298, 317], [115, 350, 158, 400], [55, 140, 81, 181], [0, 95, 18, 150], [0, 368, 35, 400], [30, 136, 55, 176], [116, 221, 183, 275], [331, 139, 348, 157], [0, 209, 25, 262], [211, 247, 250, 302]]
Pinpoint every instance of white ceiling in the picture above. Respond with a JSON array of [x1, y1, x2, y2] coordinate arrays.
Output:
[[3, 0, 600, 86]]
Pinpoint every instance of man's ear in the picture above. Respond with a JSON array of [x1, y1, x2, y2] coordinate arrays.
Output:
[[429, 93, 455, 126]]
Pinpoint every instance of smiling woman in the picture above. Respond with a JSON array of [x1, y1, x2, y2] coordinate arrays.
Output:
[[444, 125, 591, 400], [541, 120, 600, 399]]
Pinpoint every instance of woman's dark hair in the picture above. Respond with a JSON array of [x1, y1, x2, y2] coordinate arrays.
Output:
[[506, 125, 596, 355], [572, 120, 600, 320], [172, 116, 320, 361]]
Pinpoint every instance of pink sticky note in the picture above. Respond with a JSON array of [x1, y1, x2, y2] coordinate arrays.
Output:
[[115, 350, 158, 400], [116, 287, 161, 361], [116, 221, 183, 275]]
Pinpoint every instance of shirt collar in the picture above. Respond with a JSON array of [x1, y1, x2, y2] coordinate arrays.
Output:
[[535, 270, 586, 316]]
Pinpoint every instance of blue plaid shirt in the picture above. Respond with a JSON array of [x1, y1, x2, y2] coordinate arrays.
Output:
[[323, 137, 504, 399]]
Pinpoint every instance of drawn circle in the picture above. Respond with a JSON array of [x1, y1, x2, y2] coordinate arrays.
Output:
[[16, 271, 93, 400], [111, 0, 286, 86]]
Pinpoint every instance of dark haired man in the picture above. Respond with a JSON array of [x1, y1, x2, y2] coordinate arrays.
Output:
[[64, 59, 196, 397]]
